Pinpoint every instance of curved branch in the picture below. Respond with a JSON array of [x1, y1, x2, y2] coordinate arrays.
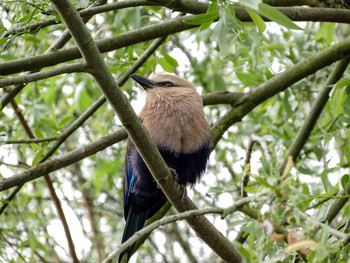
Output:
[[3, 0, 157, 38], [50, 0, 243, 261], [211, 37, 350, 148], [0, 7, 94, 110], [0, 128, 128, 191], [10, 100, 80, 263], [0, 63, 86, 88], [0, 37, 165, 216], [0, 136, 60, 144], [6, 0, 350, 40], [202, 91, 245, 106], [279, 58, 350, 173], [325, 180, 350, 223], [0, 16, 195, 76], [102, 197, 253, 263], [3, 6, 350, 76]]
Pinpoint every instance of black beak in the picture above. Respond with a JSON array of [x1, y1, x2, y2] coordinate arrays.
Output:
[[130, 74, 155, 90]]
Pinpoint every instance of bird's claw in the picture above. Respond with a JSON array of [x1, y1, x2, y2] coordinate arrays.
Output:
[[169, 168, 188, 204], [169, 168, 179, 186]]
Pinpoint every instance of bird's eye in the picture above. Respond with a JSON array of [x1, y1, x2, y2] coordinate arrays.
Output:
[[160, 81, 174, 87]]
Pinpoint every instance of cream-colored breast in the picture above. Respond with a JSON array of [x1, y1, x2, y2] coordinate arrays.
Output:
[[139, 87, 211, 153]]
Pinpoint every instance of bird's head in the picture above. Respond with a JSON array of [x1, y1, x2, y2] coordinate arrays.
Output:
[[130, 73, 195, 91]]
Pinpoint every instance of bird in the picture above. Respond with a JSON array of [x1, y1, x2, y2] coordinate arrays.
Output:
[[119, 73, 212, 263]]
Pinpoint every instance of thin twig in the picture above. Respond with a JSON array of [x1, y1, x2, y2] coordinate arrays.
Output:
[[0, 63, 86, 88], [241, 138, 255, 198], [50, 1, 243, 261], [0, 37, 164, 215], [9, 100, 80, 263], [0, 136, 60, 144], [102, 197, 253, 263], [279, 58, 350, 174]]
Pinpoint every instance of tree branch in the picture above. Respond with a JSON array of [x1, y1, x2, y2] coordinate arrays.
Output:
[[325, 180, 350, 224], [241, 138, 255, 198], [0, 128, 128, 191], [0, 37, 166, 216], [3, 0, 157, 38], [9, 101, 80, 263], [0, 136, 60, 144], [279, 58, 350, 174], [49, 0, 243, 261], [0, 63, 86, 88], [0, 16, 195, 76], [211, 38, 350, 148], [3, 5, 350, 77], [102, 197, 253, 263], [0, 5, 94, 110]]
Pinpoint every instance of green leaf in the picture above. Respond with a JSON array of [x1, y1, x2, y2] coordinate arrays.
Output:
[[162, 52, 178, 67], [320, 169, 329, 193], [0, 37, 8, 46], [252, 174, 270, 188], [258, 3, 302, 30], [340, 174, 349, 194], [213, 74, 226, 91], [74, 85, 92, 113], [315, 23, 335, 44], [246, 9, 266, 33], [239, 0, 259, 10], [314, 246, 329, 261], [184, 13, 219, 25], [31, 143, 42, 151], [158, 57, 174, 73], [127, 8, 140, 28], [32, 150, 43, 166], [233, 241, 254, 261], [34, 128, 44, 139], [40, 118, 59, 131], [244, 186, 259, 193], [282, 93, 293, 118], [51, 107, 56, 122], [59, 116, 74, 127], [200, 2, 219, 31], [344, 105, 350, 117], [236, 72, 260, 86], [1, 36, 17, 53]]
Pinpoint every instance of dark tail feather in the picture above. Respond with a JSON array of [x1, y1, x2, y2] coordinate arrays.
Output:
[[119, 208, 147, 263]]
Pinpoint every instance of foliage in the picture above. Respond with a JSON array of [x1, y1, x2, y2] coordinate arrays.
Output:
[[0, 0, 350, 262]]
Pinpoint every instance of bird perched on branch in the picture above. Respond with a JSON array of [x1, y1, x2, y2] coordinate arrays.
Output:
[[119, 73, 212, 263]]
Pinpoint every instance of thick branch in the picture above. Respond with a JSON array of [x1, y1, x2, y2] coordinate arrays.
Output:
[[50, 0, 242, 261], [39, 37, 165, 164], [3, 6, 350, 77], [10, 100, 80, 263], [0, 6, 95, 110], [3, 0, 157, 38], [0, 129, 128, 191], [102, 197, 253, 263], [279, 58, 350, 173], [6, 0, 350, 39], [0, 37, 166, 216], [212, 37, 350, 148], [0, 16, 195, 76], [325, 180, 350, 223], [0, 63, 86, 88]]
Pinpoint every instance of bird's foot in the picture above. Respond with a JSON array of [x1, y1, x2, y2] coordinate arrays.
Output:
[[179, 185, 188, 204], [169, 168, 179, 186], [169, 168, 188, 204]]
